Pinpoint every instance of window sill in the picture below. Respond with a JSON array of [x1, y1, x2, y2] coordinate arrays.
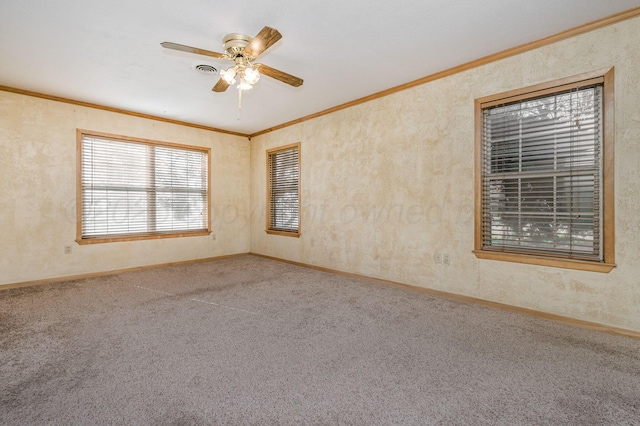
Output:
[[473, 250, 616, 273], [77, 230, 211, 245], [266, 230, 301, 238]]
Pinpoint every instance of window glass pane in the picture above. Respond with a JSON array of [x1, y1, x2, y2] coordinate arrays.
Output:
[[488, 88, 599, 174], [486, 175, 596, 255], [156, 192, 205, 230], [482, 84, 602, 260], [268, 145, 299, 233], [154, 146, 207, 231], [80, 134, 208, 240]]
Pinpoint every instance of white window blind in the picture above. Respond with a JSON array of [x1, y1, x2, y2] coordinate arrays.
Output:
[[268, 145, 299, 233], [480, 84, 603, 260], [80, 133, 209, 240]]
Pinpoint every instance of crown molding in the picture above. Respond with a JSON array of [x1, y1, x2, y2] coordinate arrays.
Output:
[[249, 6, 640, 138]]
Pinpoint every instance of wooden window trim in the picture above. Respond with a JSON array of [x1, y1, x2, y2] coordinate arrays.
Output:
[[266, 142, 301, 238], [76, 129, 212, 245], [473, 68, 615, 273], [266, 229, 302, 238]]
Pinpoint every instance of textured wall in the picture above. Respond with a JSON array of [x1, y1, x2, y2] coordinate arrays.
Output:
[[0, 93, 250, 285], [250, 17, 640, 332]]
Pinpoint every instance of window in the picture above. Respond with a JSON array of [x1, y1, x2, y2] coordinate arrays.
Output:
[[77, 130, 210, 243], [266, 143, 300, 237], [474, 69, 615, 272]]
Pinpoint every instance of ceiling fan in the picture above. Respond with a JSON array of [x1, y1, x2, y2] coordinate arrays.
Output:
[[162, 26, 303, 108]]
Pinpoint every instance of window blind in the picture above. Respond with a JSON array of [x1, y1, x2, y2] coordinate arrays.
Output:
[[268, 146, 299, 233], [81, 134, 208, 239], [480, 84, 603, 260]]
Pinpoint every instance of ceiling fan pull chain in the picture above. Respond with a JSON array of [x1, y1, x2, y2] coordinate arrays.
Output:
[[238, 87, 243, 110]]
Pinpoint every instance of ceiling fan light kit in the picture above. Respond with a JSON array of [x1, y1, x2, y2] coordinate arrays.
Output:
[[162, 26, 303, 110]]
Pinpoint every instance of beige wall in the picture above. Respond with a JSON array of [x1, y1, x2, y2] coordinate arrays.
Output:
[[0, 92, 251, 285], [250, 17, 640, 332]]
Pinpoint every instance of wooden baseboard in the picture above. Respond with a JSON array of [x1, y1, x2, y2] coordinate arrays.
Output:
[[250, 253, 640, 340], [0, 253, 250, 291]]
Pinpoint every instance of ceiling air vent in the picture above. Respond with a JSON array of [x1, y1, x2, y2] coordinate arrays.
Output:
[[192, 63, 217, 75]]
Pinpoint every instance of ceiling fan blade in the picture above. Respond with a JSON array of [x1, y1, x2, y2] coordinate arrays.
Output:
[[161, 42, 226, 59], [244, 26, 282, 58], [212, 78, 230, 92], [256, 64, 303, 87]]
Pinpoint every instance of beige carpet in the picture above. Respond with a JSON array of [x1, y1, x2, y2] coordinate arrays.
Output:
[[1, 255, 639, 425]]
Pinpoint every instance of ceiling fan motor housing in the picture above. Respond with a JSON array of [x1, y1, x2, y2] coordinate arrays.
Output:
[[223, 33, 252, 57]]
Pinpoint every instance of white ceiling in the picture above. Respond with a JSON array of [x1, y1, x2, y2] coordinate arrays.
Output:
[[1, 1, 639, 135]]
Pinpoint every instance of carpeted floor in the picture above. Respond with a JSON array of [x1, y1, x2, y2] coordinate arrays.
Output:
[[1, 255, 639, 425]]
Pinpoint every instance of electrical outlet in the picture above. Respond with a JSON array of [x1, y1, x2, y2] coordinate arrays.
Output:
[[443, 253, 450, 265], [434, 252, 442, 264], [64, 245, 72, 255]]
